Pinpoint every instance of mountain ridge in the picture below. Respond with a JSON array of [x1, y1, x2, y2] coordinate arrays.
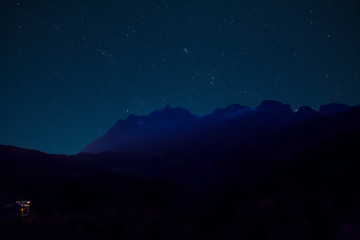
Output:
[[82, 100, 354, 155]]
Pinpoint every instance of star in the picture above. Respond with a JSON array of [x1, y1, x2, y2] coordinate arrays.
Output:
[[1, 0, 359, 154]]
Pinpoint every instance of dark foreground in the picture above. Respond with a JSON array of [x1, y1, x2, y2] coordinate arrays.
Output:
[[1, 105, 360, 240]]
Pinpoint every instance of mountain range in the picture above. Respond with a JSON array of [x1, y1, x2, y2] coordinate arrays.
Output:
[[82, 100, 353, 156]]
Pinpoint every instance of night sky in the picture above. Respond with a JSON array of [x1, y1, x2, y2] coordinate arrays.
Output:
[[1, 0, 359, 154]]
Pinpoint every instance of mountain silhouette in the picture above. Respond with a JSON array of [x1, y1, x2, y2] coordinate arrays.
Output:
[[82, 100, 352, 155]]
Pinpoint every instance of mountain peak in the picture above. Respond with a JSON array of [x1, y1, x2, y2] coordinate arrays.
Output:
[[207, 104, 250, 121], [297, 106, 317, 115], [319, 103, 350, 115], [225, 103, 248, 112], [148, 105, 193, 120], [257, 100, 292, 114]]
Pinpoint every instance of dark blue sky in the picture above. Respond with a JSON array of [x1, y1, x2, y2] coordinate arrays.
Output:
[[1, 0, 359, 154]]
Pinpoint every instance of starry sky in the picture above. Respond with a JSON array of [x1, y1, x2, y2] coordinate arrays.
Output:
[[1, 0, 360, 154]]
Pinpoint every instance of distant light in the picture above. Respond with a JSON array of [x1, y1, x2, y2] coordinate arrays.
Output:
[[16, 201, 31, 216]]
